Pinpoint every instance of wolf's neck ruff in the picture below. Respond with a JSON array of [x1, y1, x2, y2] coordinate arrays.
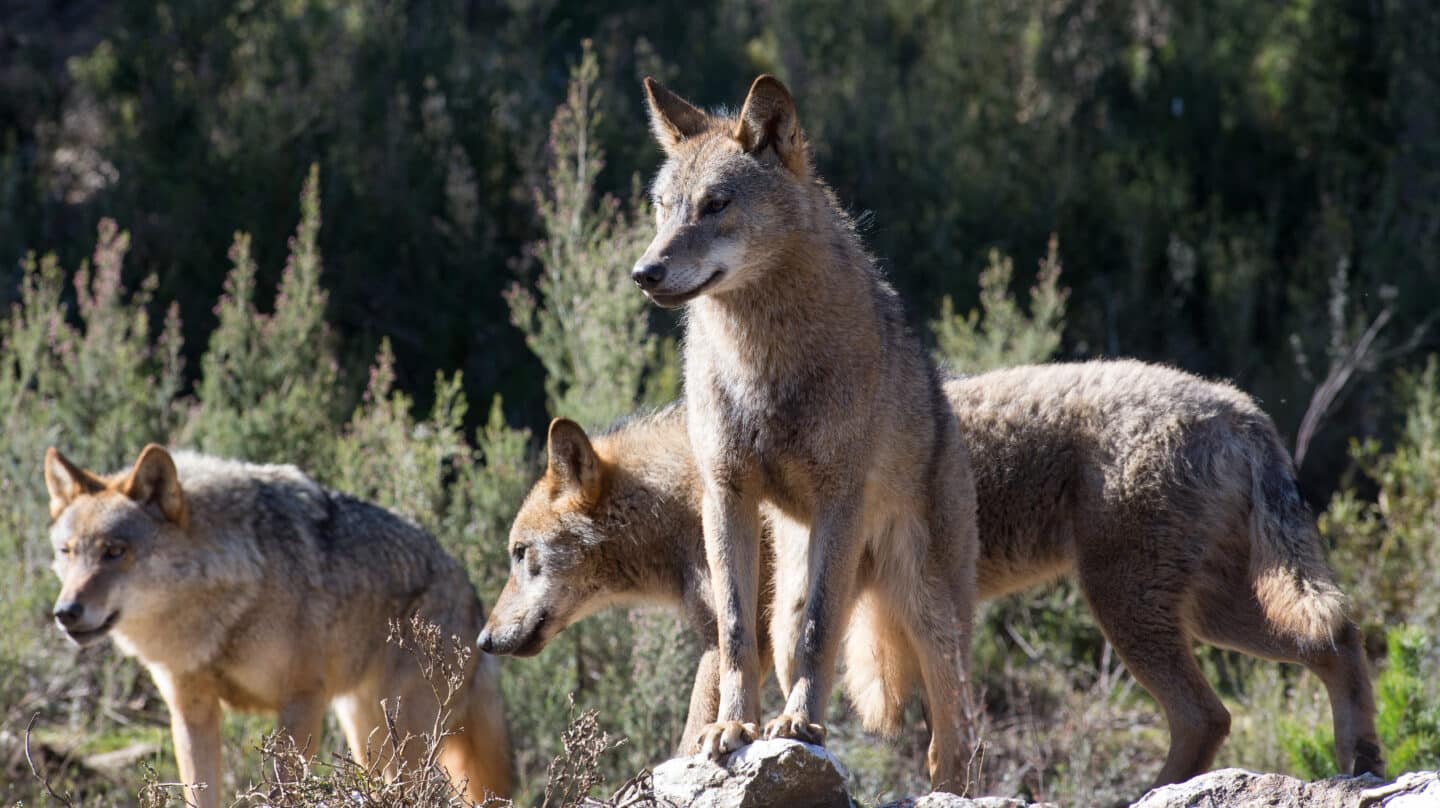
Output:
[[684, 199, 883, 399]]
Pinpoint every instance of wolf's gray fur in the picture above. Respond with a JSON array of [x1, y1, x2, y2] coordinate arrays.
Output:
[[632, 74, 980, 792], [45, 446, 511, 806], [482, 360, 1382, 791]]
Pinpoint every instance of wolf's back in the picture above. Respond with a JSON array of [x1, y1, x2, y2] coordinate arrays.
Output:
[[944, 360, 1346, 645], [171, 451, 475, 608]]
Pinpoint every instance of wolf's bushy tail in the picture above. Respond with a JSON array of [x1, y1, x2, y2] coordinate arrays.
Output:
[[1245, 424, 1347, 648], [841, 592, 918, 738]]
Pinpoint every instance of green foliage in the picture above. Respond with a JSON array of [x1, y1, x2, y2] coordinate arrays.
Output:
[[1374, 629, 1440, 773], [334, 339, 470, 534], [186, 165, 343, 466], [3, 222, 187, 470], [931, 236, 1068, 373], [3, 4, 1440, 803], [1322, 356, 1440, 632], [1279, 628, 1440, 778], [506, 41, 665, 432]]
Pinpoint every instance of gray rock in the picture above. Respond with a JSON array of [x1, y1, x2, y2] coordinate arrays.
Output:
[[651, 739, 852, 808], [1359, 771, 1440, 806], [878, 793, 1051, 808], [1129, 767, 1393, 808], [646, 740, 1439, 808]]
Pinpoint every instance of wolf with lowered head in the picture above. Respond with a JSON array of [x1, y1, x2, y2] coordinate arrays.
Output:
[[44, 444, 511, 807], [629, 74, 980, 791], [481, 361, 1383, 791]]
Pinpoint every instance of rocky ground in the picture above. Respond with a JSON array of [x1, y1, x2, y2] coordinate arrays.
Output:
[[643, 740, 1440, 808]]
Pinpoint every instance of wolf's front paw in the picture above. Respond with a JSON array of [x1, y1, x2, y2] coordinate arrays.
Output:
[[763, 713, 826, 745], [695, 721, 758, 759]]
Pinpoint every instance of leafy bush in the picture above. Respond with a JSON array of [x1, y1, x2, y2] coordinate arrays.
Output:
[[0, 218, 186, 804], [184, 165, 345, 467], [1373, 629, 1440, 774], [506, 41, 668, 432], [931, 235, 1068, 373], [1279, 628, 1440, 778], [1323, 357, 1440, 633]]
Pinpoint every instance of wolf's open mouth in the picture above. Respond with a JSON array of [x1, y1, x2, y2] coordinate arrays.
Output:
[[648, 270, 724, 308], [64, 610, 119, 645]]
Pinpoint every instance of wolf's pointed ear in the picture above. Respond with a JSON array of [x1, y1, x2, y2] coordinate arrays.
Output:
[[44, 448, 105, 519], [547, 418, 602, 504], [735, 75, 807, 177], [644, 77, 710, 154], [120, 444, 187, 526]]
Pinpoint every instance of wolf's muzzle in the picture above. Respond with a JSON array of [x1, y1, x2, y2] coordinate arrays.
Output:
[[632, 262, 668, 291], [57, 607, 120, 645], [477, 611, 549, 657], [53, 600, 85, 628]]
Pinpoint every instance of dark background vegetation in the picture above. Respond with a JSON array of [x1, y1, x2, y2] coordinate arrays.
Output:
[[2, 1, 1439, 805], [6, 0, 1437, 490]]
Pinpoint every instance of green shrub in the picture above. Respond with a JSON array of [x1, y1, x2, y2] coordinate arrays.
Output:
[[1279, 627, 1440, 778], [0, 218, 187, 804], [505, 40, 666, 432], [184, 164, 345, 467], [1373, 628, 1440, 774], [931, 235, 1068, 373], [1323, 356, 1440, 632]]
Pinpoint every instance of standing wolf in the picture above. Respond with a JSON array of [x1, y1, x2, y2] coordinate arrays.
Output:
[[481, 361, 1383, 790], [630, 74, 979, 790], [44, 445, 512, 807]]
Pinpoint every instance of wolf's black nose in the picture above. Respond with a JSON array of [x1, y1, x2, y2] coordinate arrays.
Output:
[[54, 602, 84, 627], [632, 262, 667, 291], [477, 628, 494, 653]]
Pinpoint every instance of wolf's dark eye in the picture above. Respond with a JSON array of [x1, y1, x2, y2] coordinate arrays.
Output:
[[57, 545, 73, 557], [103, 543, 126, 561], [512, 545, 528, 564], [702, 197, 730, 215]]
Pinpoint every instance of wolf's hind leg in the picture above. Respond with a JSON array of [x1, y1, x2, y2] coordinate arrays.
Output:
[[332, 689, 390, 773], [1188, 579, 1382, 777], [276, 693, 327, 780], [277, 694, 325, 754], [1078, 546, 1231, 787], [883, 542, 974, 795], [333, 664, 437, 781], [767, 511, 811, 696]]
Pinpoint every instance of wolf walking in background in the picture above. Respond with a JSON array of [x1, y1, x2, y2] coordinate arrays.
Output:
[[942, 360, 1381, 784], [630, 74, 981, 791], [481, 360, 1382, 789], [44, 445, 512, 807]]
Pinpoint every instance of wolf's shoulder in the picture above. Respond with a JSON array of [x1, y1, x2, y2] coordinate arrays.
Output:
[[171, 450, 323, 495], [170, 450, 329, 523]]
